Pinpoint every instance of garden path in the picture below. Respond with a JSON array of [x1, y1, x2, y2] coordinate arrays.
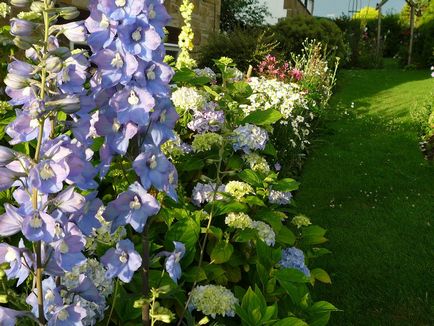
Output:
[[295, 68, 434, 325]]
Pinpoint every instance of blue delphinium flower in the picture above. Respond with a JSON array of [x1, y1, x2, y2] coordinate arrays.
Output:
[[0, 240, 33, 285], [158, 241, 185, 283], [48, 304, 87, 326], [279, 247, 310, 277], [103, 181, 160, 232], [101, 239, 142, 282]]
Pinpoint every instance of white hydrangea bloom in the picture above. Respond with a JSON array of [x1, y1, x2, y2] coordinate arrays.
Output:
[[243, 153, 270, 174], [225, 181, 254, 200], [189, 285, 238, 318], [225, 212, 253, 229], [171, 87, 207, 113], [252, 221, 275, 246]]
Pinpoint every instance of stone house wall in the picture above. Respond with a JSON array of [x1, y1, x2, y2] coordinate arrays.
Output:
[[60, 0, 222, 47]]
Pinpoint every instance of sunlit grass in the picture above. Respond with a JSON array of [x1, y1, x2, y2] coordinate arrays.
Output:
[[295, 68, 434, 325]]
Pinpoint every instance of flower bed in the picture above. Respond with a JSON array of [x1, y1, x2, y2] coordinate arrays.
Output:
[[0, 1, 338, 325]]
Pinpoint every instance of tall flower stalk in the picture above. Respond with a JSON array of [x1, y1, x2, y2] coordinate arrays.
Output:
[[176, 0, 197, 69]]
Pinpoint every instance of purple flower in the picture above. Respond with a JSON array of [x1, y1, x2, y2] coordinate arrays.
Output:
[[0, 168, 22, 191], [0, 204, 24, 236], [104, 181, 160, 232], [98, 0, 144, 20], [57, 54, 88, 95], [0, 306, 36, 326], [117, 16, 161, 60], [134, 60, 173, 95], [70, 275, 103, 304], [53, 187, 85, 213], [133, 144, 174, 194], [51, 235, 86, 271], [109, 84, 155, 125], [0, 240, 33, 285], [10, 18, 38, 37], [0, 146, 18, 166], [22, 211, 56, 243], [26, 277, 63, 320], [148, 98, 179, 146], [85, 9, 118, 51], [144, 0, 171, 37], [62, 21, 87, 43], [158, 241, 185, 283], [188, 105, 225, 133], [71, 192, 102, 236], [63, 142, 98, 190], [4, 60, 34, 91], [29, 160, 70, 194], [94, 107, 138, 155], [48, 304, 87, 326], [6, 110, 51, 145], [91, 40, 138, 88], [101, 239, 142, 282]]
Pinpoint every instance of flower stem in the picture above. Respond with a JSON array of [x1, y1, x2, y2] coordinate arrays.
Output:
[[141, 219, 152, 326], [33, 1, 51, 324], [106, 280, 119, 326]]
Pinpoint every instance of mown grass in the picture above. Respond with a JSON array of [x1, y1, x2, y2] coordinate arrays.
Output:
[[295, 68, 434, 325]]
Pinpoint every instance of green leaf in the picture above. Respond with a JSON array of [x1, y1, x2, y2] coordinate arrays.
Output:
[[242, 195, 265, 207], [275, 269, 310, 284], [172, 68, 195, 82], [233, 228, 257, 242], [183, 266, 207, 283], [177, 156, 204, 172], [206, 200, 248, 216], [227, 81, 253, 100], [203, 85, 220, 99], [308, 301, 339, 314], [276, 226, 296, 245], [210, 241, 234, 264], [242, 109, 282, 126], [301, 226, 328, 245], [166, 218, 200, 250], [273, 317, 308, 326], [272, 178, 300, 192], [311, 268, 332, 284], [262, 143, 277, 157], [239, 169, 262, 186]]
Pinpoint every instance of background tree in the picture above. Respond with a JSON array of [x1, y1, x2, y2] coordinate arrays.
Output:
[[220, 0, 271, 32]]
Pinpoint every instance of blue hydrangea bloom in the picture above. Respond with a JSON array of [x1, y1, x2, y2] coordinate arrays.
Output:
[[280, 247, 310, 277]]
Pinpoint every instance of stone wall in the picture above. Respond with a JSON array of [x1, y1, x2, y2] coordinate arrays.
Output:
[[166, 0, 221, 46], [60, 0, 222, 46]]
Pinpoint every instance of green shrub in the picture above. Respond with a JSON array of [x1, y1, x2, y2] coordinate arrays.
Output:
[[198, 28, 278, 72], [271, 15, 346, 63]]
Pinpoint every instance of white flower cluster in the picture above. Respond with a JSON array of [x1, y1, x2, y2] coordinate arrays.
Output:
[[252, 221, 276, 246], [269, 190, 292, 205], [225, 212, 275, 246], [161, 132, 192, 159], [189, 285, 238, 318], [225, 181, 253, 200], [245, 77, 314, 150], [171, 86, 207, 113], [291, 215, 312, 228], [243, 153, 270, 174], [61, 259, 114, 325], [225, 212, 253, 229]]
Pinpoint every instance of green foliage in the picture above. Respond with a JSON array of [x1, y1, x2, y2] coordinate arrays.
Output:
[[220, 0, 271, 32], [198, 28, 278, 72], [271, 15, 346, 63]]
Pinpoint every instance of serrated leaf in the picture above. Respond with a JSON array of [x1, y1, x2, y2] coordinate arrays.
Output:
[[239, 169, 262, 186], [272, 178, 300, 192]]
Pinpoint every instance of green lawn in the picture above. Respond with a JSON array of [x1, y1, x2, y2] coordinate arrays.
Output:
[[295, 68, 434, 325]]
